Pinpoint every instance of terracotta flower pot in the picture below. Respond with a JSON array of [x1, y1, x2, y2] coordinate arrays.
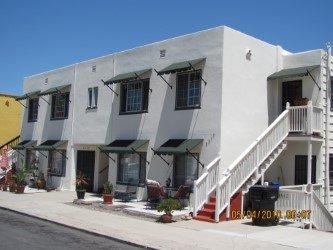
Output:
[[161, 214, 173, 223], [9, 184, 16, 193], [36, 179, 46, 190], [76, 189, 86, 199], [103, 193, 114, 204], [15, 185, 25, 194]]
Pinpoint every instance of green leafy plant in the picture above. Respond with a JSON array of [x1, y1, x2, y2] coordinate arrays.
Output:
[[75, 172, 89, 190], [157, 198, 181, 215], [103, 181, 113, 194]]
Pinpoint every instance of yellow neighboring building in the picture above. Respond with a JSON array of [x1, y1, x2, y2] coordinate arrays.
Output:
[[0, 93, 22, 146]]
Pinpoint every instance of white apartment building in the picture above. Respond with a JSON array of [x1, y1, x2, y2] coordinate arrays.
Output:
[[15, 26, 333, 228]]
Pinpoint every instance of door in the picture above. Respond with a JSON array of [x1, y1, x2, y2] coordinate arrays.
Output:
[[295, 155, 316, 185], [282, 80, 302, 110], [77, 151, 95, 192], [329, 154, 333, 187]]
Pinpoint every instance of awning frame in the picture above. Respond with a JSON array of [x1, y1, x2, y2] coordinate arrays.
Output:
[[38, 85, 72, 104], [155, 58, 207, 88], [98, 146, 116, 163], [15, 91, 41, 109], [33, 140, 68, 159], [151, 147, 171, 166], [101, 79, 119, 97], [131, 147, 150, 165], [186, 148, 204, 168]]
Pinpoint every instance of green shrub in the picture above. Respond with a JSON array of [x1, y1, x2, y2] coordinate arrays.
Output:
[[157, 198, 181, 215]]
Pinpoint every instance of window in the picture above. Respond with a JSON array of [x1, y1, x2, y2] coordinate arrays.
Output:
[[87, 87, 98, 109], [329, 154, 333, 186], [26, 149, 37, 166], [48, 150, 66, 176], [174, 154, 198, 188], [330, 78, 333, 111], [117, 153, 146, 185], [176, 70, 201, 109], [51, 92, 70, 120], [120, 80, 149, 114], [295, 155, 316, 185], [28, 98, 39, 122]]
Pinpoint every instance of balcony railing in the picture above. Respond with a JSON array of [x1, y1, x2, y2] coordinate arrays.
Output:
[[287, 101, 323, 135]]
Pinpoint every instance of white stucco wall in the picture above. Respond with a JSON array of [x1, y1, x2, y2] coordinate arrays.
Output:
[[73, 27, 224, 187], [220, 27, 281, 170], [20, 65, 75, 190], [18, 25, 329, 193]]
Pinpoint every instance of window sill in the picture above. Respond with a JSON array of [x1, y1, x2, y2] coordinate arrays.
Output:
[[28, 120, 37, 123], [175, 106, 201, 111], [116, 181, 142, 187], [119, 110, 148, 116], [50, 117, 68, 121], [86, 106, 98, 110], [49, 173, 64, 177]]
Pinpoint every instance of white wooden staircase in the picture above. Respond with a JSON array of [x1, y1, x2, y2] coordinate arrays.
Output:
[[193, 102, 333, 231]]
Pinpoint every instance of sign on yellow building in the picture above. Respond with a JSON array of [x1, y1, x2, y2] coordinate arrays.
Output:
[[0, 93, 22, 146]]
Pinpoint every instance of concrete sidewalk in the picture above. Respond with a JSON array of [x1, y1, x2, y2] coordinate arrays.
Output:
[[0, 191, 332, 250]]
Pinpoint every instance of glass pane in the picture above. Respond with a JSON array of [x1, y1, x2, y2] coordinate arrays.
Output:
[[119, 153, 140, 184], [88, 88, 92, 107], [185, 155, 198, 186], [93, 87, 98, 107], [49, 151, 65, 176], [174, 155, 186, 188], [126, 82, 142, 112]]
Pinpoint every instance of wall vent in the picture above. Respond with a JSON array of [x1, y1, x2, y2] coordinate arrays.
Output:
[[44, 78, 48, 84], [160, 49, 166, 58], [92, 65, 96, 72]]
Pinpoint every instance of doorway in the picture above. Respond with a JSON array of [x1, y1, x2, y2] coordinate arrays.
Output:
[[282, 80, 302, 110], [77, 150, 95, 192], [294, 155, 316, 185]]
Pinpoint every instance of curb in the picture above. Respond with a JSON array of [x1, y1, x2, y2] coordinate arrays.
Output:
[[0, 206, 155, 250]]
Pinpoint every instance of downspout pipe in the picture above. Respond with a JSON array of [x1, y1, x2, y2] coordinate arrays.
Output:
[[325, 45, 331, 210]]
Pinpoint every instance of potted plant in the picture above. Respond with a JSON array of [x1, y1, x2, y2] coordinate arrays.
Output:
[[75, 172, 88, 199], [36, 173, 46, 190], [103, 181, 114, 204], [9, 183, 16, 193], [13, 168, 29, 194], [1, 184, 8, 191], [157, 198, 181, 223]]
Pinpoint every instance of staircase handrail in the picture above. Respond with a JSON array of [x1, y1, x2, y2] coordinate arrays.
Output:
[[223, 109, 289, 181], [215, 109, 290, 221], [193, 156, 221, 216]]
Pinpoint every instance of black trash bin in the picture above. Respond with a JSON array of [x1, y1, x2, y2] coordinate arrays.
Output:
[[249, 185, 279, 226]]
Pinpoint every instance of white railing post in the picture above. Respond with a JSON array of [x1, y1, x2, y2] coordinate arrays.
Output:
[[215, 185, 220, 222], [193, 184, 198, 216], [307, 101, 313, 135]]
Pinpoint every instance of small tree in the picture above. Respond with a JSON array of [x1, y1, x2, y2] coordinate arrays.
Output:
[[157, 198, 181, 215], [103, 181, 113, 194]]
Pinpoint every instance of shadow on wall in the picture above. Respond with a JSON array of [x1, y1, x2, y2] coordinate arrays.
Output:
[[105, 83, 143, 143]]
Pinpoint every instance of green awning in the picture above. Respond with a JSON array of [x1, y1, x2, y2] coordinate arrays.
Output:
[[34, 140, 68, 151], [104, 69, 152, 85], [38, 84, 71, 97], [157, 58, 205, 75], [12, 140, 37, 150], [154, 139, 203, 155], [15, 91, 41, 101], [100, 140, 149, 153], [267, 65, 320, 80]]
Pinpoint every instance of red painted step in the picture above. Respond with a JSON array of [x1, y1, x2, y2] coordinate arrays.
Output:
[[193, 192, 242, 223]]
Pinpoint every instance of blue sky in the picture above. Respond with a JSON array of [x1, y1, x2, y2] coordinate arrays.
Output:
[[0, 0, 332, 95]]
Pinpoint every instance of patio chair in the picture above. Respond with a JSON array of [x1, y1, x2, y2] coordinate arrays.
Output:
[[122, 184, 138, 202], [173, 185, 190, 207], [146, 184, 163, 209]]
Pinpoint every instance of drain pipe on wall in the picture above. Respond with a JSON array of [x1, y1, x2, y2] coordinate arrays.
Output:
[[325, 44, 331, 210]]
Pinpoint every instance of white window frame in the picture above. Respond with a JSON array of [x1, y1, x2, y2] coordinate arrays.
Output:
[[87, 87, 98, 109], [126, 82, 143, 112], [176, 70, 201, 109]]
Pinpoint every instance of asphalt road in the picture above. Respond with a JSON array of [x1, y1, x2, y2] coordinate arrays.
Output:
[[0, 208, 144, 250]]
